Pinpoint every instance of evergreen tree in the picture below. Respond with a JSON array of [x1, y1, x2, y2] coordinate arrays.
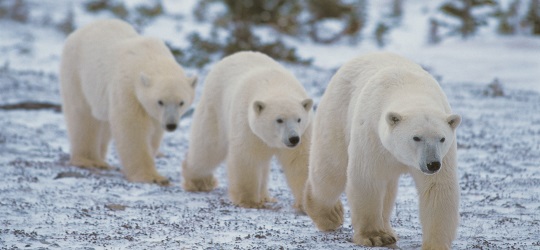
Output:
[[175, 0, 369, 67], [439, 0, 496, 38], [0, 0, 30, 23], [305, 0, 366, 44], [494, 0, 520, 35], [525, 0, 540, 34]]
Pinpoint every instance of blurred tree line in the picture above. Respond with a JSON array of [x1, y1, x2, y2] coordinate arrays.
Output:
[[178, 0, 369, 67], [179, 0, 540, 67], [429, 0, 540, 43], [0, 0, 538, 67]]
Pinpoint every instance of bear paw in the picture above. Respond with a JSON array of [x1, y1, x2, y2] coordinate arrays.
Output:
[[127, 173, 170, 186], [183, 176, 217, 192], [262, 195, 277, 203], [311, 201, 344, 231], [231, 199, 266, 209], [421, 243, 451, 250], [353, 230, 397, 247], [292, 201, 305, 213], [70, 157, 112, 170], [304, 188, 344, 230], [152, 176, 171, 186]]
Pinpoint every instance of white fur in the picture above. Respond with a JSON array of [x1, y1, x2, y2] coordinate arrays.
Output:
[[60, 19, 196, 185], [182, 51, 313, 210], [304, 52, 461, 249]]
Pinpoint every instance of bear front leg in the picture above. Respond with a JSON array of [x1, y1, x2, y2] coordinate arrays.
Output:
[[63, 102, 112, 170], [347, 177, 397, 247], [303, 127, 347, 230], [182, 157, 218, 192], [411, 157, 459, 250], [227, 148, 272, 208], [382, 180, 399, 240], [181, 106, 225, 192], [97, 121, 112, 168], [346, 155, 397, 247], [304, 180, 344, 230], [110, 115, 169, 186], [277, 138, 310, 211], [259, 162, 277, 203], [151, 127, 164, 158]]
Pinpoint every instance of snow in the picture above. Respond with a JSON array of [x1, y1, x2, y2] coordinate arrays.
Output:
[[1, 0, 540, 249]]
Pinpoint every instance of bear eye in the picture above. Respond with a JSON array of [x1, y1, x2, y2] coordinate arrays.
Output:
[[413, 136, 421, 142], [158, 100, 164, 106], [179, 101, 184, 106], [440, 137, 446, 143], [276, 118, 283, 124], [297, 118, 301, 123]]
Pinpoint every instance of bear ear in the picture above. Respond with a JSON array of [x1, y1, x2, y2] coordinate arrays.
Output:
[[302, 98, 313, 111], [187, 75, 198, 89], [253, 101, 265, 115], [140, 72, 151, 87], [447, 114, 461, 130], [386, 112, 402, 126]]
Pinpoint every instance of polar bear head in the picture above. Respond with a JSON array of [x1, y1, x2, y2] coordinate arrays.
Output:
[[136, 72, 197, 132], [248, 97, 313, 149], [379, 111, 461, 175]]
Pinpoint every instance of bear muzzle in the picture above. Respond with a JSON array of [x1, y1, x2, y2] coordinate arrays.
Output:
[[421, 161, 441, 175], [284, 136, 300, 148], [427, 161, 441, 172], [163, 105, 181, 132], [165, 123, 177, 132]]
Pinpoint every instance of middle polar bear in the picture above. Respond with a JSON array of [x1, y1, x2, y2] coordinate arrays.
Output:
[[182, 51, 314, 210]]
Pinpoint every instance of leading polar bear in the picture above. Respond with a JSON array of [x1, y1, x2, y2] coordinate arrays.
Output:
[[304, 52, 461, 249], [182, 51, 313, 210], [60, 19, 196, 185]]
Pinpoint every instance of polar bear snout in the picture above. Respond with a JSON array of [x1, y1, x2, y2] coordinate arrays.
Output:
[[420, 160, 441, 175], [427, 161, 441, 172], [162, 104, 181, 132], [283, 135, 300, 148], [166, 123, 177, 132], [280, 122, 303, 148], [418, 140, 445, 175], [287, 136, 300, 147]]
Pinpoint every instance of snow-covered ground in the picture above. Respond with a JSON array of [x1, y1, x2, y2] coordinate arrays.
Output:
[[1, 0, 539, 249]]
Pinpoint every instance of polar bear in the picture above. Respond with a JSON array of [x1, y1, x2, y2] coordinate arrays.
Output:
[[303, 52, 461, 249], [60, 19, 196, 185], [182, 51, 313, 210]]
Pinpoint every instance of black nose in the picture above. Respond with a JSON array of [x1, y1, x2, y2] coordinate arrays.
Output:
[[427, 161, 441, 172], [289, 136, 300, 145], [166, 124, 177, 131]]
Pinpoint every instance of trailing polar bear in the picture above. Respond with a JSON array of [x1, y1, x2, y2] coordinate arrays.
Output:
[[182, 51, 313, 210], [60, 19, 196, 185], [303, 52, 461, 249]]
